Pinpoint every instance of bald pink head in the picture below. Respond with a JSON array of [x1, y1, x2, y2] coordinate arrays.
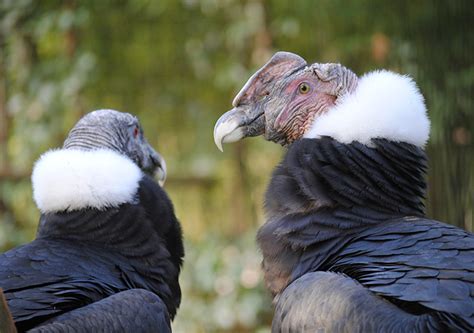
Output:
[[214, 52, 358, 148]]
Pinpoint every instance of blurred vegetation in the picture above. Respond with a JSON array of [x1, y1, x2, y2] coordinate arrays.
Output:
[[0, 0, 472, 332]]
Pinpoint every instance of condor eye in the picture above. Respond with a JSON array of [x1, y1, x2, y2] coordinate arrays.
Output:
[[133, 126, 139, 138], [298, 82, 310, 94]]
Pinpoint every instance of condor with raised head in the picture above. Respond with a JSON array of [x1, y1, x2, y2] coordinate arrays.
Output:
[[0, 110, 184, 332], [214, 52, 474, 332]]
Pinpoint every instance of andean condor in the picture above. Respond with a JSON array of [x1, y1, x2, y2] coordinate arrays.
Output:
[[0, 109, 184, 332], [214, 52, 474, 332]]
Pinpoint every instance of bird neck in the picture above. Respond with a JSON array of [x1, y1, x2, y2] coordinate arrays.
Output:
[[265, 137, 427, 225], [32, 148, 142, 214], [36, 204, 160, 257]]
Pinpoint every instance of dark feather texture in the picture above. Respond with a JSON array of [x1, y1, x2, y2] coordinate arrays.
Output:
[[259, 138, 474, 332], [0, 175, 184, 332], [29, 289, 171, 333], [273, 272, 445, 333]]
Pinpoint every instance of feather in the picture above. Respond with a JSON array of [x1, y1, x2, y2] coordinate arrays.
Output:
[[260, 137, 474, 331], [1, 177, 183, 331]]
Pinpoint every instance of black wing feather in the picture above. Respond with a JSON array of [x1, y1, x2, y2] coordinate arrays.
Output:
[[30, 289, 171, 333], [328, 218, 474, 328]]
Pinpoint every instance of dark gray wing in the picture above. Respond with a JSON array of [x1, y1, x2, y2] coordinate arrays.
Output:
[[274, 271, 441, 333], [30, 289, 171, 333], [329, 217, 474, 330], [0, 239, 142, 331]]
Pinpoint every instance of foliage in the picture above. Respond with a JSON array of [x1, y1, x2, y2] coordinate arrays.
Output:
[[174, 232, 272, 333], [0, 0, 473, 331]]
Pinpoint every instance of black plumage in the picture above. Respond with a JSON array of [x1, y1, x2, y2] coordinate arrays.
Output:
[[259, 137, 474, 332], [213, 52, 471, 332], [273, 271, 445, 333], [0, 175, 183, 332], [29, 289, 171, 333], [0, 109, 183, 332]]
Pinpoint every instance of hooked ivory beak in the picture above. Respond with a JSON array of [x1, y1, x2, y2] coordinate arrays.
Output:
[[213, 105, 264, 152], [153, 152, 167, 186]]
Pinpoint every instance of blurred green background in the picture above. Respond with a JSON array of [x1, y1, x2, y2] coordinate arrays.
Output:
[[0, 1, 472, 332]]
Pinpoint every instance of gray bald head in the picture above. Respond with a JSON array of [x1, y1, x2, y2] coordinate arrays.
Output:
[[64, 109, 166, 184]]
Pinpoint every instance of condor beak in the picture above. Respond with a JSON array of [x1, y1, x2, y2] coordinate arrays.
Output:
[[143, 144, 167, 186], [152, 151, 167, 186], [213, 105, 265, 151]]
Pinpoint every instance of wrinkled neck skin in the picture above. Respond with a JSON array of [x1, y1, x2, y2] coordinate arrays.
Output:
[[257, 137, 427, 296], [265, 92, 336, 146]]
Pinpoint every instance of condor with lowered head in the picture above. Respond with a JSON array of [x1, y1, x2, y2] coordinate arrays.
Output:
[[0, 109, 184, 332]]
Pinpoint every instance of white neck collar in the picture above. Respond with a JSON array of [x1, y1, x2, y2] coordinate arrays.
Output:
[[304, 70, 430, 147], [32, 149, 142, 213]]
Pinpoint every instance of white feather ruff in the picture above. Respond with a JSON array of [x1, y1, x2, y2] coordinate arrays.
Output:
[[304, 70, 430, 147], [32, 149, 142, 213]]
